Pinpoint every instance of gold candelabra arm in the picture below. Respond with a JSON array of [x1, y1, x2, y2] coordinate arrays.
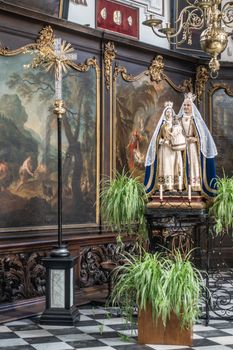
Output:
[[151, 26, 169, 39], [142, 16, 168, 39], [144, 4, 205, 46]]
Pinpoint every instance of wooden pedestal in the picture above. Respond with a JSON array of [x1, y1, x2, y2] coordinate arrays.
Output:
[[138, 305, 192, 346]]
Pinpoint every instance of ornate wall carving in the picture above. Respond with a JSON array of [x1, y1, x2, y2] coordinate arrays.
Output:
[[0, 252, 46, 302], [80, 242, 139, 287], [104, 41, 116, 91], [195, 65, 209, 104]]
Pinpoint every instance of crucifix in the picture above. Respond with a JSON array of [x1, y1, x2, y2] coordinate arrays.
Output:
[[54, 37, 77, 100], [52, 37, 77, 257]]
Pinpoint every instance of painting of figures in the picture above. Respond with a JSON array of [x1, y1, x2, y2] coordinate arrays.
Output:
[[0, 53, 98, 229], [212, 88, 233, 177], [114, 75, 184, 181]]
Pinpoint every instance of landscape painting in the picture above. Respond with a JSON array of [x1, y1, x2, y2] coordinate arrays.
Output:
[[114, 74, 184, 181], [0, 53, 98, 230], [212, 88, 233, 177]]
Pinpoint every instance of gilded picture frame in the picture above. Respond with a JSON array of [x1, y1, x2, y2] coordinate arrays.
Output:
[[112, 55, 193, 181], [0, 26, 100, 233]]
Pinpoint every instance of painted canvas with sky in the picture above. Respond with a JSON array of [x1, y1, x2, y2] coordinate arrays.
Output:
[[114, 74, 184, 182], [212, 88, 233, 177], [0, 53, 97, 230]]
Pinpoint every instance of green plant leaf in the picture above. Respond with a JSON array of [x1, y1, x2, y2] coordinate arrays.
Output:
[[110, 250, 205, 329], [100, 170, 148, 240], [209, 174, 233, 236]]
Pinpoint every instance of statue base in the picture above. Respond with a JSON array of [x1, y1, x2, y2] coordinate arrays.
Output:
[[147, 192, 208, 210]]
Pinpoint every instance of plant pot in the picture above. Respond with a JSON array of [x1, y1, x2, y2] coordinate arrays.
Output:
[[138, 304, 192, 346]]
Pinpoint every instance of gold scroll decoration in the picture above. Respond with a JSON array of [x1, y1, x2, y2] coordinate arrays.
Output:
[[195, 66, 209, 104], [104, 41, 117, 90], [0, 26, 54, 57], [148, 55, 164, 83], [114, 55, 193, 93]]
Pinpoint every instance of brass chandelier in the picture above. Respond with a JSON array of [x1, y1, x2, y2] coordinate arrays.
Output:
[[143, 0, 233, 78]]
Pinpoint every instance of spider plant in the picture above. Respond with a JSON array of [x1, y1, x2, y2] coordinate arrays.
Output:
[[165, 250, 203, 328], [209, 174, 233, 235], [100, 171, 148, 241], [110, 250, 204, 330]]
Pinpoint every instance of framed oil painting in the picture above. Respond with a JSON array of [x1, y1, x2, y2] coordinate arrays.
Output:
[[0, 42, 100, 231], [113, 65, 189, 182], [4, 0, 69, 18], [210, 86, 233, 177]]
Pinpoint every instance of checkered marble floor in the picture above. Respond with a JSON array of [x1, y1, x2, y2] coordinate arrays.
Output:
[[1, 305, 233, 350]]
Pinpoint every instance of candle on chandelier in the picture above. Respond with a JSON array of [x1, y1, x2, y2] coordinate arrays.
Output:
[[159, 184, 163, 201], [188, 184, 192, 201]]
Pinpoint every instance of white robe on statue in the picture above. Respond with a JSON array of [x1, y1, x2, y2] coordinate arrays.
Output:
[[181, 115, 201, 191]]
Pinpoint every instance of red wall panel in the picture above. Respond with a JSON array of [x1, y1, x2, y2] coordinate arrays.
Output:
[[96, 0, 139, 39]]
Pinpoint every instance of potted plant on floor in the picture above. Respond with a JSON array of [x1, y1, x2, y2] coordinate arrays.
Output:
[[110, 250, 205, 346], [100, 171, 148, 244], [209, 174, 233, 235]]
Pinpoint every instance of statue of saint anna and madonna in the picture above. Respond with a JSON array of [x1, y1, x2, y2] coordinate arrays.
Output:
[[144, 93, 217, 199]]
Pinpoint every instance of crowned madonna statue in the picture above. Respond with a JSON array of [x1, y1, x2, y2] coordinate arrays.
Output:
[[144, 93, 217, 206]]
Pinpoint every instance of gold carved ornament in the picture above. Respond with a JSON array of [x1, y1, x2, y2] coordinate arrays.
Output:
[[0, 26, 55, 57], [114, 55, 193, 92], [147, 56, 193, 93], [147, 55, 165, 83], [104, 42, 117, 90], [195, 65, 209, 104], [25, 27, 75, 76], [21, 26, 99, 80]]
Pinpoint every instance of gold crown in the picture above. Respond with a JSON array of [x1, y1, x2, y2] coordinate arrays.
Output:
[[184, 92, 196, 102], [164, 101, 173, 108]]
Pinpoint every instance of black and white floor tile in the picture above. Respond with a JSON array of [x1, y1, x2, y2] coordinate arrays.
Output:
[[1, 305, 233, 349]]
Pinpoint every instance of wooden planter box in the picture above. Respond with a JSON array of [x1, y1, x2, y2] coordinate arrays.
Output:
[[138, 304, 192, 346]]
